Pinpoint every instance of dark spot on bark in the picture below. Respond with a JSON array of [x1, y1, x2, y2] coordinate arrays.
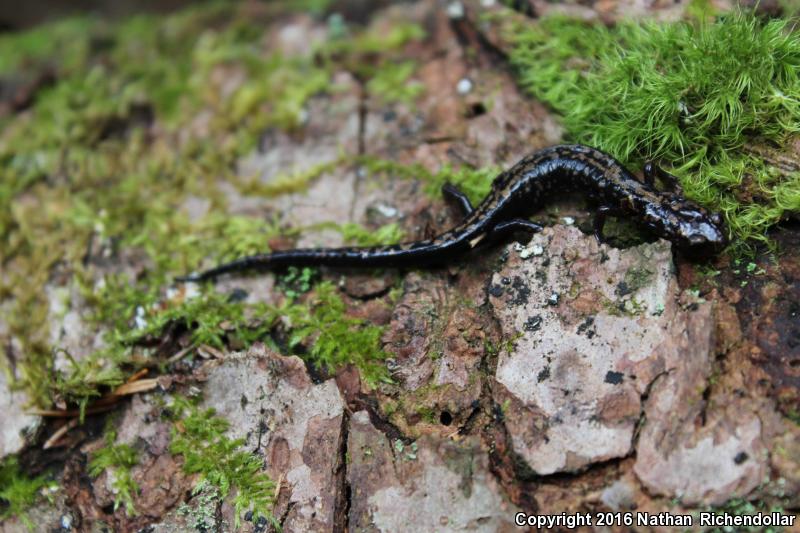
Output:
[[615, 281, 631, 297], [577, 316, 595, 336], [509, 276, 531, 306], [734, 451, 749, 464], [537, 366, 550, 382], [489, 284, 504, 297], [254, 515, 270, 532], [492, 403, 505, 421], [524, 315, 542, 332], [440, 411, 453, 425], [466, 101, 487, 118], [228, 287, 249, 302], [605, 370, 624, 384]]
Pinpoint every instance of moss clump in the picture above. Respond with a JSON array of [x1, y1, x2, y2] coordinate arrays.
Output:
[[88, 427, 140, 516], [704, 498, 786, 533], [358, 156, 502, 206], [0, 457, 52, 527], [337, 221, 405, 246], [74, 275, 392, 411], [115, 289, 276, 350], [283, 281, 392, 385], [507, 11, 800, 249], [168, 396, 277, 529], [0, 17, 93, 75], [277, 267, 318, 299], [366, 61, 424, 104]]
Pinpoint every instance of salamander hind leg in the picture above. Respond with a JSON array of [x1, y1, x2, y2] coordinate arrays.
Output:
[[488, 219, 544, 243], [442, 183, 475, 216]]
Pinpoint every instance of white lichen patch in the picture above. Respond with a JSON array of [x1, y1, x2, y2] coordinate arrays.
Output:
[[489, 226, 709, 475]]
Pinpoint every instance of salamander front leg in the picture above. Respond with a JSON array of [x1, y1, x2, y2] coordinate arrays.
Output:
[[594, 206, 622, 243], [442, 183, 475, 217], [488, 219, 544, 242], [644, 162, 684, 194]]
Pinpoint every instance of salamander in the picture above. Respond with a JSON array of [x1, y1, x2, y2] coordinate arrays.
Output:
[[177, 144, 726, 282]]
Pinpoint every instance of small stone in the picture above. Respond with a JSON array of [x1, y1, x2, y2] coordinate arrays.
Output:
[[562, 216, 575, 225], [134, 306, 148, 330], [297, 107, 309, 125], [520, 243, 544, 259], [456, 78, 473, 95], [375, 203, 398, 218], [446, 1, 464, 19], [547, 292, 559, 306], [523, 315, 542, 332]]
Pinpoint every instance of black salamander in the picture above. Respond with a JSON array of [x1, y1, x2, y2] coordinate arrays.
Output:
[[178, 144, 726, 282]]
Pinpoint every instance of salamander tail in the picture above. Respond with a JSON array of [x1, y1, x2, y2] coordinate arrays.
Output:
[[175, 254, 274, 283]]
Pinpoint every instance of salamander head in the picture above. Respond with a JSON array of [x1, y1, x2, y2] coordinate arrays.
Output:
[[645, 195, 727, 255]]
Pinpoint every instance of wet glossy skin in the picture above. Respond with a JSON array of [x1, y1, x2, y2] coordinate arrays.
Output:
[[178, 144, 727, 282]]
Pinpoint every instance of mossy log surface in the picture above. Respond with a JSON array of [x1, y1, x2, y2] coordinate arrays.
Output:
[[1, 0, 799, 531]]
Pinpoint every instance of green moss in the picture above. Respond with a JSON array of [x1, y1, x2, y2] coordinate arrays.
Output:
[[416, 406, 437, 424], [358, 155, 501, 206], [507, 11, 800, 250], [233, 158, 344, 198], [0, 17, 93, 75], [168, 396, 277, 529], [366, 61, 424, 104], [337, 221, 405, 246], [0, 1, 423, 408], [88, 427, 140, 516], [704, 498, 786, 533], [53, 348, 128, 422], [284, 282, 392, 386], [66, 272, 391, 413], [277, 267, 318, 299], [0, 457, 53, 527], [0, 2, 419, 410], [321, 20, 426, 105]]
